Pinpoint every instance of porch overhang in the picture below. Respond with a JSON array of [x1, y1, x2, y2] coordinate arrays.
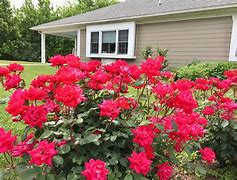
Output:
[[38, 29, 82, 63]]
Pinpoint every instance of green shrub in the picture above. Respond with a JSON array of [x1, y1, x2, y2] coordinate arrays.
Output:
[[175, 61, 237, 80]]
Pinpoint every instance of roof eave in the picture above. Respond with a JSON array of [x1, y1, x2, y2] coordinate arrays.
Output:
[[31, 4, 237, 32]]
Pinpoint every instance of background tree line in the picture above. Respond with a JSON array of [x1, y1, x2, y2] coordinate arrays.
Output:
[[0, 0, 117, 61]]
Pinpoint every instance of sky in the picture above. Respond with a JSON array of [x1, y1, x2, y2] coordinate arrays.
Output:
[[10, 0, 125, 8]]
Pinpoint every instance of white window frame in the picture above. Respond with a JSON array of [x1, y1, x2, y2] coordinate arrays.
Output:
[[86, 22, 136, 59], [229, 15, 237, 61]]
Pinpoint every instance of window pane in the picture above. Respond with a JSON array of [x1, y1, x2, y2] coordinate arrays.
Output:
[[102, 31, 116, 43], [91, 32, 99, 43], [91, 43, 99, 54], [91, 32, 99, 54], [102, 31, 116, 53], [118, 30, 129, 42], [118, 42, 128, 54]]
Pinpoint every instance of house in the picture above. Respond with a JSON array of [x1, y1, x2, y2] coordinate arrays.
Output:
[[31, 0, 237, 66]]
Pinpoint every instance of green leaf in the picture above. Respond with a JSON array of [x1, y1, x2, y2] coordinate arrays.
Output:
[[109, 158, 119, 165], [171, 120, 178, 132], [46, 174, 55, 180], [134, 80, 145, 87], [124, 174, 133, 180], [110, 135, 117, 142], [67, 173, 79, 180], [53, 155, 64, 165], [21, 126, 31, 142], [71, 166, 82, 173], [133, 174, 149, 180], [85, 134, 100, 143], [119, 158, 128, 167], [184, 145, 193, 156], [16, 165, 42, 180], [221, 121, 229, 128], [36, 174, 46, 180], [195, 165, 207, 175], [76, 117, 83, 124], [72, 156, 83, 165], [0, 97, 9, 104], [108, 173, 116, 180], [58, 144, 70, 154], [40, 129, 53, 139], [116, 172, 122, 178], [55, 173, 66, 180], [156, 123, 164, 131]]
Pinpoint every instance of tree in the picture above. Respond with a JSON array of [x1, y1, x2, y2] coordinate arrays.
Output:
[[58, 0, 118, 18], [1, 0, 118, 61], [10, 0, 74, 61], [0, 0, 18, 59]]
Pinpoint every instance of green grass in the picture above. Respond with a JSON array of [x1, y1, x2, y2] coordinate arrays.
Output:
[[0, 60, 40, 64], [0, 64, 55, 169]]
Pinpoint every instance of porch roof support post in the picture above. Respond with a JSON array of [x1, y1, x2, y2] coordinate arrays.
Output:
[[76, 29, 80, 57], [41, 32, 46, 63], [74, 38, 77, 55], [229, 15, 237, 61]]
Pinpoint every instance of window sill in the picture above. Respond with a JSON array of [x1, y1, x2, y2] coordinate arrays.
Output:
[[87, 54, 136, 59], [229, 58, 237, 62]]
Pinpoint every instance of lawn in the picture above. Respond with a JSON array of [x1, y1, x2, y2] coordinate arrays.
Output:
[[0, 62, 55, 169], [0, 60, 40, 64]]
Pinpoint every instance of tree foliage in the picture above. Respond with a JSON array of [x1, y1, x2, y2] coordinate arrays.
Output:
[[0, 0, 118, 61], [0, 0, 18, 59]]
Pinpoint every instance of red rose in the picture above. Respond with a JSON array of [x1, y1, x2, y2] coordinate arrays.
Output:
[[49, 55, 66, 67], [24, 87, 48, 101], [7, 63, 24, 73], [6, 89, 27, 117], [28, 140, 57, 166], [22, 106, 48, 128], [65, 54, 81, 68], [98, 100, 120, 120], [141, 58, 161, 78], [132, 125, 156, 147], [199, 147, 216, 164], [54, 85, 86, 108], [0, 67, 9, 77], [0, 128, 17, 153], [56, 66, 86, 84], [11, 133, 35, 157], [4, 75, 22, 90], [203, 106, 215, 115], [156, 162, 173, 180], [82, 159, 109, 180], [128, 151, 152, 176], [81, 60, 101, 72]]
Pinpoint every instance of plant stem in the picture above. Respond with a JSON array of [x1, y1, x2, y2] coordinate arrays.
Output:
[[3, 153, 14, 169]]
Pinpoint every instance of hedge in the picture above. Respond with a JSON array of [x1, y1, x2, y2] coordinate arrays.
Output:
[[175, 61, 237, 80]]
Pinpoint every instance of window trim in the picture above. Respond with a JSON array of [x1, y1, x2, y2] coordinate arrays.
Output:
[[86, 22, 136, 59], [229, 15, 237, 61]]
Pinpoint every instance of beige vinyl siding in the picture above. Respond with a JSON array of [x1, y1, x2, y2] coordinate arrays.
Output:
[[80, 29, 89, 61], [135, 16, 232, 67]]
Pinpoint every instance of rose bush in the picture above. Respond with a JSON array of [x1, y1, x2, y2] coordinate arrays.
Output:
[[0, 54, 236, 179]]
